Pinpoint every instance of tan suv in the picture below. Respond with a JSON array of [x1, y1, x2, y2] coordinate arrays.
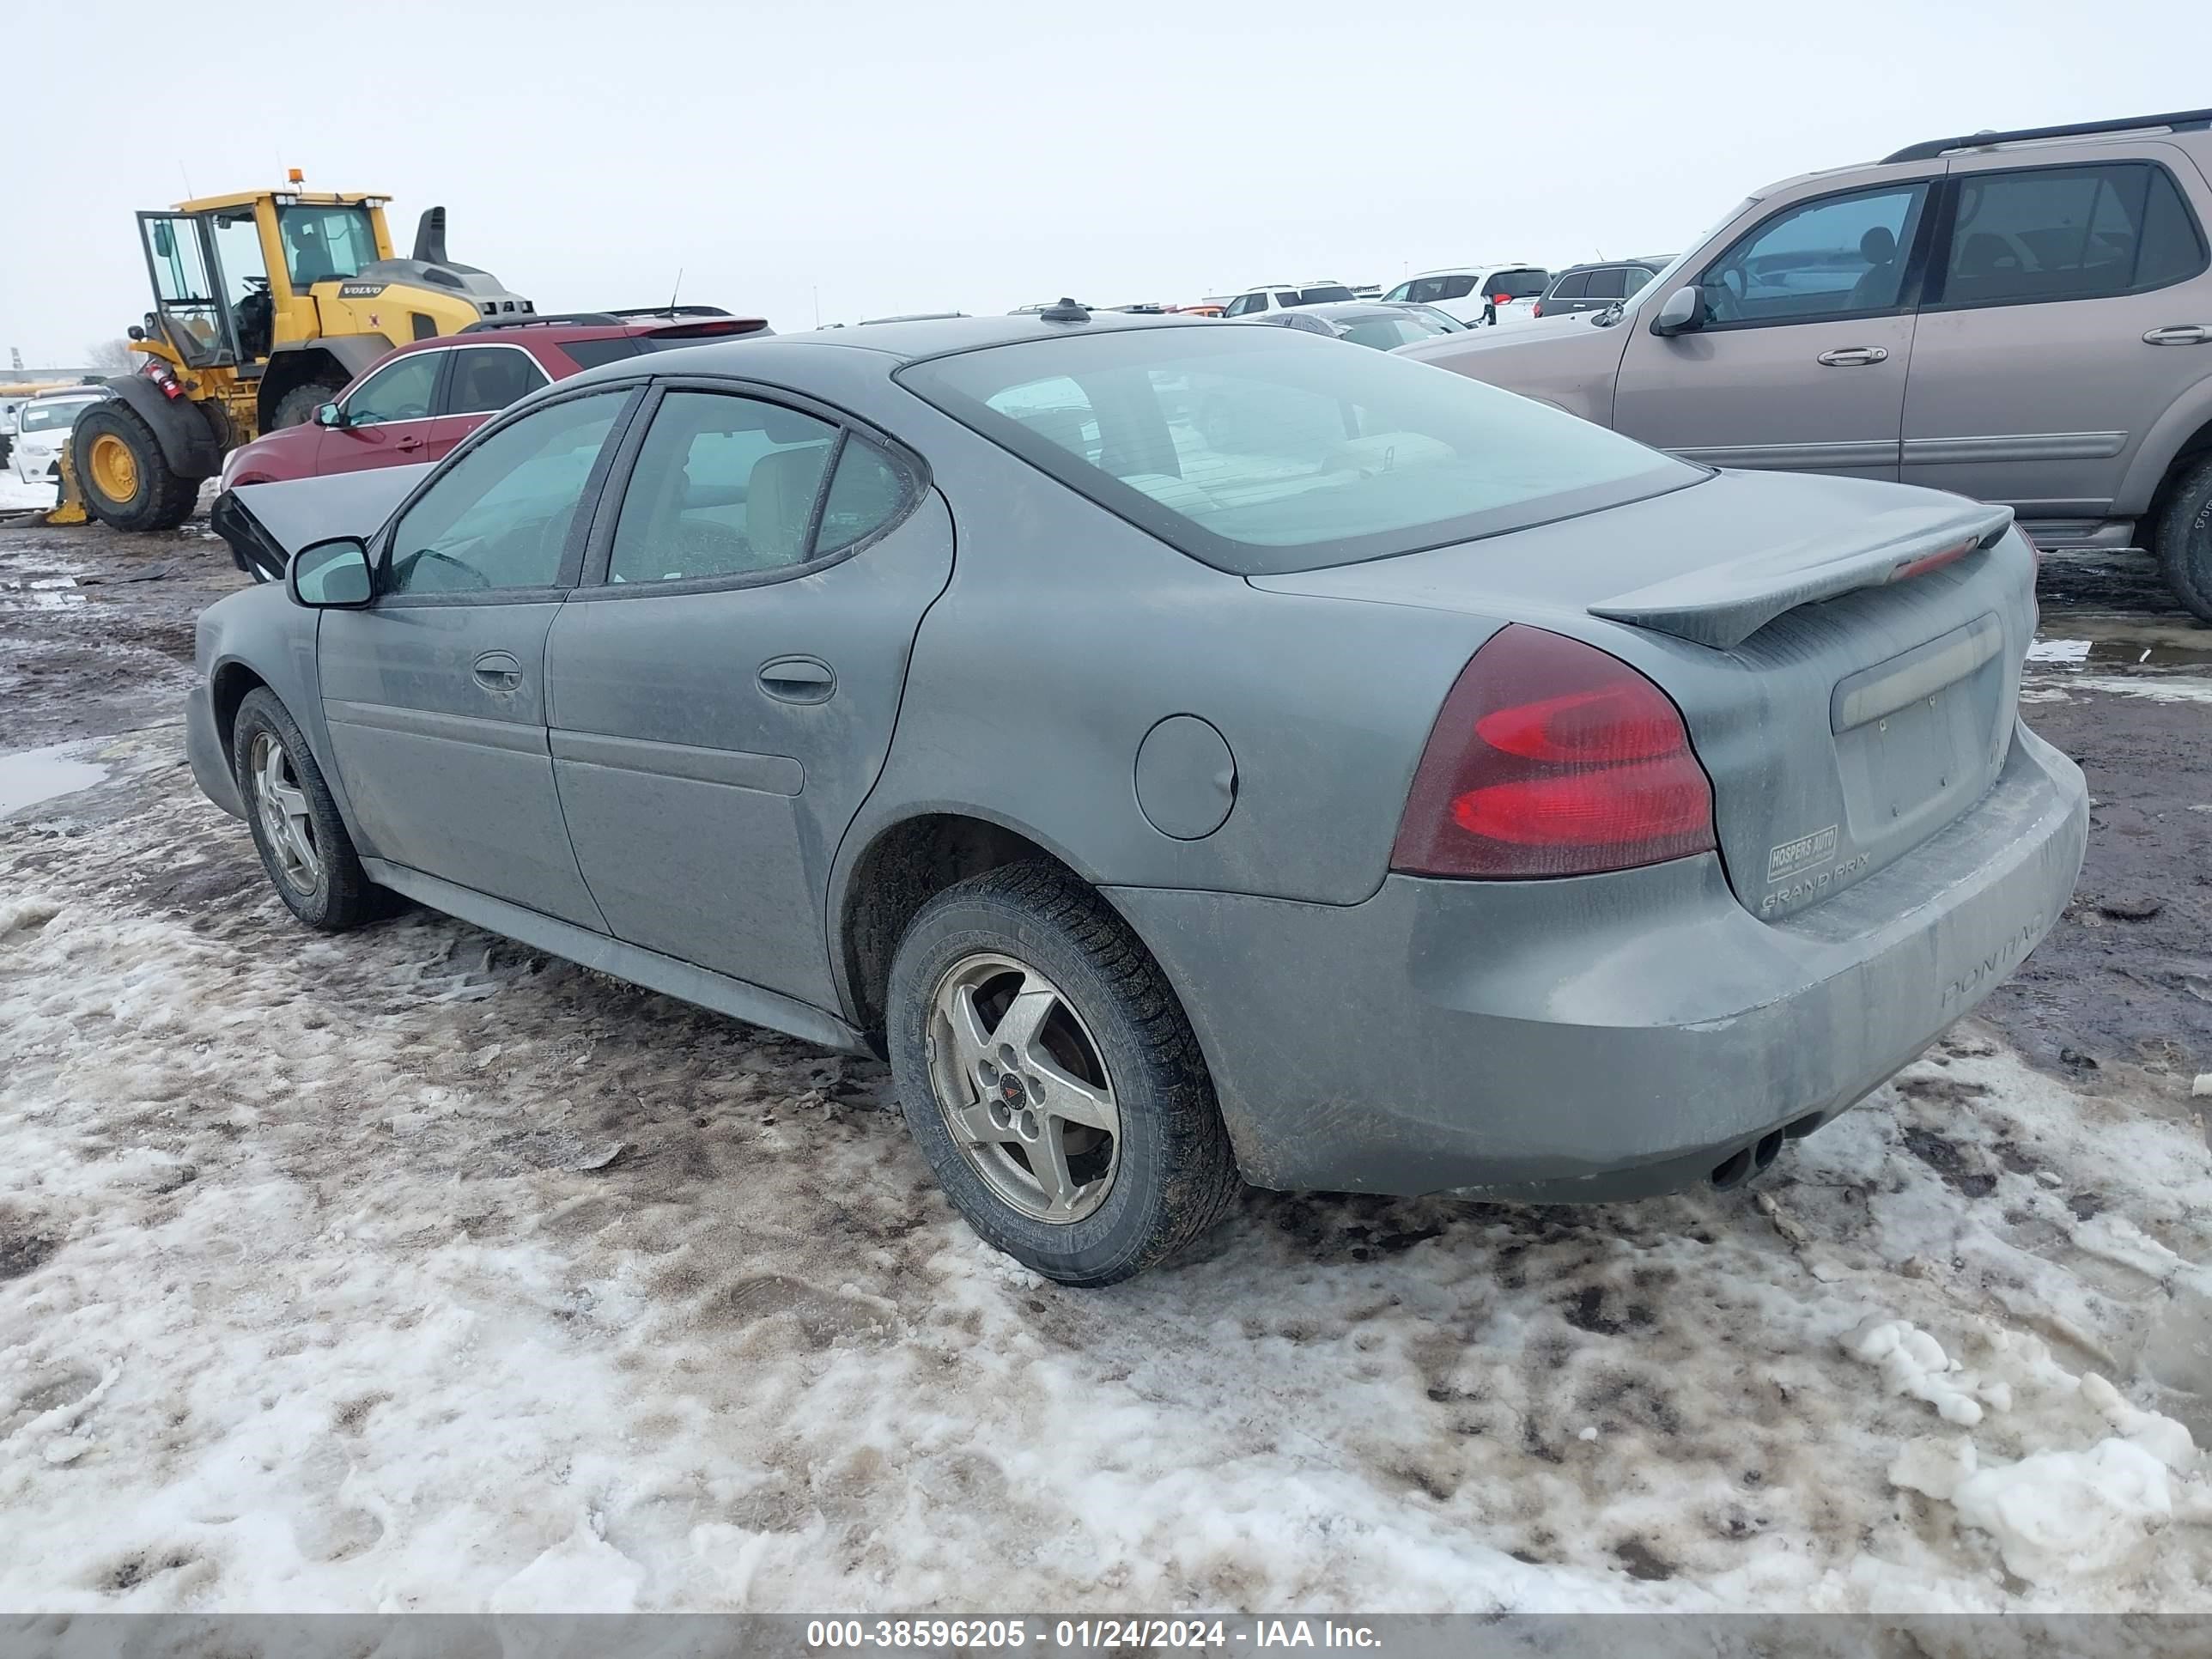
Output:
[[1402, 109, 2212, 620]]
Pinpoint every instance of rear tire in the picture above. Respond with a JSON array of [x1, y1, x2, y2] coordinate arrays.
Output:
[[70, 402, 200, 532], [886, 861, 1242, 1286], [231, 688, 377, 932], [2154, 454, 2212, 625], [271, 378, 347, 430]]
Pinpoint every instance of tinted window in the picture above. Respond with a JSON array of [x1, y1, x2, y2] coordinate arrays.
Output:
[[607, 392, 839, 584], [1702, 184, 1928, 325], [344, 353, 442, 425], [1583, 267, 1628, 300], [445, 347, 549, 416], [558, 337, 647, 370], [1548, 271, 1589, 300], [1295, 285, 1357, 304], [1486, 269, 1548, 300], [386, 392, 624, 595], [1338, 314, 1437, 349], [1937, 163, 2205, 307], [816, 437, 911, 554], [899, 325, 1697, 577]]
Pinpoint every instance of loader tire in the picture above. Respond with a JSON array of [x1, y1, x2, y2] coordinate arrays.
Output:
[[271, 378, 348, 430], [71, 402, 201, 533]]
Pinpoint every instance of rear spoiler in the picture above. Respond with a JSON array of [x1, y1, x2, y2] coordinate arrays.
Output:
[[1589, 502, 2015, 649]]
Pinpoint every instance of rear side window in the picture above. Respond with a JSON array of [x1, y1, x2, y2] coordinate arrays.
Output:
[[1583, 267, 1628, 300], [1548, 271, 1590, 300], [559, 337, 649, 371], [607, 392, 840, 583], [815, 438, 912, 553], [899, 325, 1697, 576], [445, 347, 549, 416], [1935, 162, 2208, 307]]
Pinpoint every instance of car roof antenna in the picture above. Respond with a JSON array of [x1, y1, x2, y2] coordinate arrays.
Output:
[[1039, 296, 1090, 323]]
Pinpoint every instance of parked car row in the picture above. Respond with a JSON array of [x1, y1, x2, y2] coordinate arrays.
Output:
[[1400, 106, 2212, 620], [9, 386, 110, 485]]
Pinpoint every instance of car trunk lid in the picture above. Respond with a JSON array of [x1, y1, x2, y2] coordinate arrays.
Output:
[[1250, 468, 2036, 922]]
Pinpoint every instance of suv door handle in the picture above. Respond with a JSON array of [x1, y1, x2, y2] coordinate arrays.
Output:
[[395, 434, 425, 452], [1816, 346, 1890, 368], [2143, 325, 2212, 345], [758, 656, 836, 703], [472, 651, 524, 692]]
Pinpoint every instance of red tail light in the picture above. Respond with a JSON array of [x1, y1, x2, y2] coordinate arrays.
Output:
[[1492, 292, 1513, 306], [1390, 624, 1717, 878], [1531, 301, 1544, 318]]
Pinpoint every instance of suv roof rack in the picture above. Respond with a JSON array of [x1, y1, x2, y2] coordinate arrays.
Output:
[[459, 311, 623, 333], [1882, 107, 2212, 164]]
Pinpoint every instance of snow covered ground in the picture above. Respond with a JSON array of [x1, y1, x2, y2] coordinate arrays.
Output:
[[4, 730, 2212, 1613], [0, 473, 63, 514]]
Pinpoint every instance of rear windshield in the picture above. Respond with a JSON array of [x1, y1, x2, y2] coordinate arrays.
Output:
[[896, 325, 1698, 575], [1293, 284, 1357, 304], [558, 337, 648, 370], [1486, 268, 1548, 300]]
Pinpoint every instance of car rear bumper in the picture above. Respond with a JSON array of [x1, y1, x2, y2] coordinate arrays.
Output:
[[1108, 721, 2087, 1201], [186, 682, 246, 820]]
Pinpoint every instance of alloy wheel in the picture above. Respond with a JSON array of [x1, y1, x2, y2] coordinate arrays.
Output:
[[926, 951, 1122, 1224], [251, 732, 321, 894]]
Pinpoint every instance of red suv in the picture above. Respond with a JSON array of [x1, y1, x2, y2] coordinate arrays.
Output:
[[217, 308, 769, 488]]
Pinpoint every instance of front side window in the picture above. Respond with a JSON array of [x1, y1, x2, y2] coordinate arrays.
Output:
[[385, 392, 625, 595], [445, 347, 550, 416], [607, 392, 840, 583], [1381, 281, 1413, 302], [1933, 163, 2207, 308], [1699, 183, 1929, 326], [343, 353, 442, 426], [901, 325, 1698, 576], [277, 205, 379, 288]]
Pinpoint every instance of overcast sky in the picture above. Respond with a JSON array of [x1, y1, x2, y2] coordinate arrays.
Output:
[[0, 0, 2201, 365]]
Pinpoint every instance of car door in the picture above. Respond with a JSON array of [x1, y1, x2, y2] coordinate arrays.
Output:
[[315, 386, 637, 927], [435, 343, 553, 465], [1613, 178, 1937, 480], [546, 384, 953, 1007], [319, 349, 447, 474], [1899, 152, 2212, 520]]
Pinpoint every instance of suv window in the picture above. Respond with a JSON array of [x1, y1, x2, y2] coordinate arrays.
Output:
[[607, 392, 840, 584], [1622, 265, 1656, 295], [1583, 267, 1628, 300], [344, 352, 442, 426], [1933, 162, 2208, 308], [815, 438, 912, 554], [1486, 269, 1548, 300], [1224, 294, 1259, 317], [1548, 271, 1589, 301], [445, 347, 550, 416], [900, 324, 1697, 577], [1700, 182, 1929, 326], [1294, 285, 1357, 304], [385, 391, 626, 595]]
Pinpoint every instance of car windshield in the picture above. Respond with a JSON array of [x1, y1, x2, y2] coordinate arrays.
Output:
[[20, 398, 100, 432], [897, 325, 1699, 576], [276, 205, 380, 287]]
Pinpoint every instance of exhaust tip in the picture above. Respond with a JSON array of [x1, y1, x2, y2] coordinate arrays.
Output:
[[1710, 1147, 1754, 1191]]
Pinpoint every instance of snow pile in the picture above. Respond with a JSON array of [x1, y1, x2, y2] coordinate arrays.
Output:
[[1848, 1317, 2212, 1585]]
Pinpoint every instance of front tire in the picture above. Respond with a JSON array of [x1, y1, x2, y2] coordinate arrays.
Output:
[[2154, 454, 2212, 625], [886, 862, 1242, 1286], [231, 688, 377, 931], [70, 403, 201, 532]]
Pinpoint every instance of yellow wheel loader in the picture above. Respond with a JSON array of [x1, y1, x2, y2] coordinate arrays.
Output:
[[61, 177, 533, 532]]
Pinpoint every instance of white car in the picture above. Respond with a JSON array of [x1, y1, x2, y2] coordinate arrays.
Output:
[[1217, 280, 1358, 318], [10, 388, 109, 485], [1379, 264, 1550, 327]]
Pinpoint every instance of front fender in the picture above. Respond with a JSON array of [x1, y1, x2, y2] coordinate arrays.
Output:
[[105, 374, 223, 479]]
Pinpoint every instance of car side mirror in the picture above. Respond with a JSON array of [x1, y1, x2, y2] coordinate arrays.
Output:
[[289, 536, 374, 608], [1650, 285, 1704, 337], [313, 403, 347, 428]]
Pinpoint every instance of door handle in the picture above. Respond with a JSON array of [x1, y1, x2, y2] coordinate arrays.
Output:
[[2143, 324, 2212, 345], [1816, 346, 1890, 368], [757, 656, 836, 703], [472, 651, 524, 693], [395, 434, 425, 452]]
